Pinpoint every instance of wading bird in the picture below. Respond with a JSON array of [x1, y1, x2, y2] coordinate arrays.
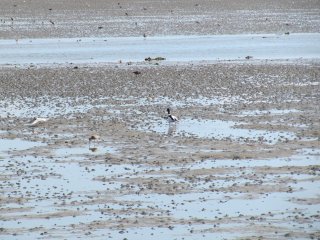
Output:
[[29, 117, 47, 126], [167, 108, 178, 122], [89, 134, 100, 147]]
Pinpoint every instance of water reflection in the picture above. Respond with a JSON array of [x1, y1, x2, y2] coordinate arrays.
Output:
[[140, 118, 296, 144], [167, 122, 177, 136], [89, 147, 98, 152], [1, 33, 319, 65]]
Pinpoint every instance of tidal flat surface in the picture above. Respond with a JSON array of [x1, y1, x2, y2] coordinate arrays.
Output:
[[0, 0, 320, 239], [0, 0, 319, 39], [0, 62, 319, 240]]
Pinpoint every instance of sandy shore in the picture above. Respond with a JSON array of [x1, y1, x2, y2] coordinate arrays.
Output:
[[0, 0, 320, 239]]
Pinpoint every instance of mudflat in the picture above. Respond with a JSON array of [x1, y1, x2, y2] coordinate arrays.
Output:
[[0, 0, 319, 240], [0, 0, 319, 38]]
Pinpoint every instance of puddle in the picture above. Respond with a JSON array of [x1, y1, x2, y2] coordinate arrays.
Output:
[[116, 150, 320, 234], [0, 224, 244, 240], [122, 178, 319, 217], [1, 33, 319, 65], [138, 118, 296, 144], [1, 144, 319, 239], [91, 224, 244, 240], [54, 145, 116, 156], [298, 148, 320, 155], [0, 138, 45, 153], [187, 152, 320, 169]]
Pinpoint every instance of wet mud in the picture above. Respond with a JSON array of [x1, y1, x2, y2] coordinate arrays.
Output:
[[0, 0, 319, 239], [0, 0, 319, 39], [0, 62, 319, 239]]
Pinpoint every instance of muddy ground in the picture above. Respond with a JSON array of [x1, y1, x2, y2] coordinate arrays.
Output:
[[0, 0, 320, 239], [0, 0, 319, 39], [0, 62, 319, 239]]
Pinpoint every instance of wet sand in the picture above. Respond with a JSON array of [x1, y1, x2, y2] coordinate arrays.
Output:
[[1, 62, 319, 239], [0, 0, 320, 239], [0, 0, 319, 39]]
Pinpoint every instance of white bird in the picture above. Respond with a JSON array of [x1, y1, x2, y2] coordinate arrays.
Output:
[[167, 108, 178, 122], [29, 117, 47, 126]]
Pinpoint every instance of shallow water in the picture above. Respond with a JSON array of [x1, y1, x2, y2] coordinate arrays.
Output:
[[0, 78, 318, 240], [0, 138, 45, 153], [188, 151, 320, 169], [138, 117, 296, 144], [1, 33, 319, 65], [0, 135, 319, 239], [55, 145, 116, 156]]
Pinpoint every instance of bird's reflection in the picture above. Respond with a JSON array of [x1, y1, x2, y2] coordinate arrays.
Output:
[[167, 122, 177, 136], [89, 147, 98, 152], [88, 135, 100, 152]]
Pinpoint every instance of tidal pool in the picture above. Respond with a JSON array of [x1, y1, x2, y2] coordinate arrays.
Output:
[[54, 145, 116, 156], [0, 138, 46, 153], [1, 140, 319, 240], [138, 117, 296, 144]]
